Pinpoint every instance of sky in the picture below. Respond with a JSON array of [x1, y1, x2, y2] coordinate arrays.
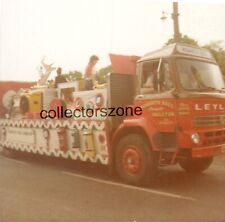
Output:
[[0, 0, 225, 81]]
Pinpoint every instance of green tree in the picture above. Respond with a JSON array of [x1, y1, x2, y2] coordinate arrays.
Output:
[[203, 41, 225, 76], [165, 34, 198, 46], [63, 70, 83, 81], [96, 65, 112, 84]]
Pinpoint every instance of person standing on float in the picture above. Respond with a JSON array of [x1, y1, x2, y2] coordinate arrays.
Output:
[[84, 55, 99, 90]]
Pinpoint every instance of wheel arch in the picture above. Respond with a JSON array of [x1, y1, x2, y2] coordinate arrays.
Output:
[[113, 127, 151, 149], [111, 126, 153, 168]]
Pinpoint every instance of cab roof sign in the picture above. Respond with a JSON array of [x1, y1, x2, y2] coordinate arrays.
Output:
[[138, 43, 215, 62], [176, 44, 213, 60]]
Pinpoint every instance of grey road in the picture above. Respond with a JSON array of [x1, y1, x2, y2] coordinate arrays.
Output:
[[0, 152, 225, 221]]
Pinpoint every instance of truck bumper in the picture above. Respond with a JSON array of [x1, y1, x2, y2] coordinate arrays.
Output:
[[178, 128, 225, 158], [192, 144, 225, 158]]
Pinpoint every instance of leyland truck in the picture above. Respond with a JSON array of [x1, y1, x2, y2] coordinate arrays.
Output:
[[0, 43, 225, 185]]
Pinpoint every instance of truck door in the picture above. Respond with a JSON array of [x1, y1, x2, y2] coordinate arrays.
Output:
[[136, 59, 178, 151]]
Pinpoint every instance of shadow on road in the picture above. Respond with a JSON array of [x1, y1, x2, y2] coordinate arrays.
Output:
[[1, 150, 224, 194]]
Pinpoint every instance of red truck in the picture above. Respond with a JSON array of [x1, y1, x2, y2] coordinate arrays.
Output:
[[0, 43, 225, 185]]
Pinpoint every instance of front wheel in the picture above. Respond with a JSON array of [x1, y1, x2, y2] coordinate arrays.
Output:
[[179, 156, 213, 173], [115, 134, 157, 185]]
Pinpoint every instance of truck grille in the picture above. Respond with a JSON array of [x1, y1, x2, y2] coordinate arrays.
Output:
[[194, 115, 225, 127], [203, 129, 225, 146]]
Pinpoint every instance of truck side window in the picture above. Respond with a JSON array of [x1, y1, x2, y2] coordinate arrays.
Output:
[[141, 62, 159, 94], [140, 61, 173, 94], [160, 62, 174, 91]]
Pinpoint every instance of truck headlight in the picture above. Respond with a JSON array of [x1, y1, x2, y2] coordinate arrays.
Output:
[[191, 133, 200, 144]]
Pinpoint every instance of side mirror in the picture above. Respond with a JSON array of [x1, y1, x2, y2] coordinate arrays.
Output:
[[153, 73, 160, 92], [153, 70, 165, 92]]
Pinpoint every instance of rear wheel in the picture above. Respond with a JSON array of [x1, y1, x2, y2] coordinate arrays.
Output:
[[179, 156, 213, 173], [115, 134, 157, 185]]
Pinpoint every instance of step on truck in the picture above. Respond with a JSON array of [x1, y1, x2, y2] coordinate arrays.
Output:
[[0, 43, 225, 185]]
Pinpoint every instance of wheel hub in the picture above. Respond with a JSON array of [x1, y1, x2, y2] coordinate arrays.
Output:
[[122, 146, 142, 175]]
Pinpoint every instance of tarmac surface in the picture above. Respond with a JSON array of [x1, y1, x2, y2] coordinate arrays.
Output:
[[0, 151, 225, 221]]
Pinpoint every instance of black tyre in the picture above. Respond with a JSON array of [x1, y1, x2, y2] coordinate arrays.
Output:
[[115, 134, 157, 185], [179, 156, 213, 173]]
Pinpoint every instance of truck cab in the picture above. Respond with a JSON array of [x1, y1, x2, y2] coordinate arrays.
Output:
[[111, 43, 225, 184]]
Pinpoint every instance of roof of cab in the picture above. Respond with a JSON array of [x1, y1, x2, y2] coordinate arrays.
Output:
[[138, 43, 215, 62]]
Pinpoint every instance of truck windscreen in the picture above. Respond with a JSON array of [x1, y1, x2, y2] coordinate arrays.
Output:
[[176, 59, 225, 91]]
